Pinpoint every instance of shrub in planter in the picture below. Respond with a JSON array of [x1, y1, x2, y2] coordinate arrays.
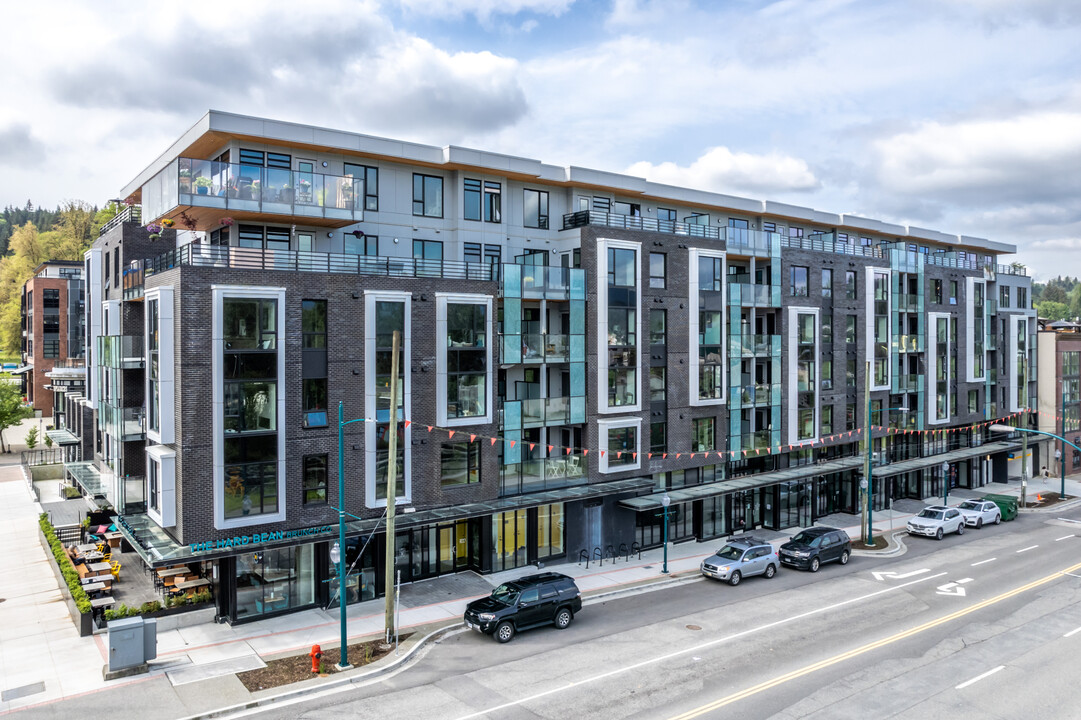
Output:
[[39, 513, 91, 614]]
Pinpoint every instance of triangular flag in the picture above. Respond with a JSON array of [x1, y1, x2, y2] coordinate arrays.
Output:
[[676, 453, 682, 459], [566, 447, 572, 455], [632, 452, 637, 460], [510, 440, 516, 448], [584, 449, 589, 455], [470, 434, 476, 443], [662, 453, 667, 459], [648, 453, 653, 459], [548, 445, 554, 453], [448, 430, 455, 439], [529, 443, 536, 451], [617, 451, 622, 458], [427, 425, 433, 433], [600, 450, 606, 457], [404, 420, 411, 428], [491, 437, 497, 446]]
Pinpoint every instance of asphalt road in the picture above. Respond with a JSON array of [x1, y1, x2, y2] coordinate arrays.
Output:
[[238, 507, 1081, 720]]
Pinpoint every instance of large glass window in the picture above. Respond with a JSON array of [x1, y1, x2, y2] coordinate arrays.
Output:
[[650, 367, 666, 402], [692, 417, 714, 452], [303, 454, 328, 504], [790, 266, 809, 296], [344, 163, 378, 211], [699, 256, 723, 292], [845, 271, 857, 300], [607, 248, 636, 287], [650, 310, 666, 345], [607, 246, 638, 408], [446, 303, 486, 418], [412, 173, 443, 217], [441, 441, 481, 486], [148, 298, 160, 433], [375, 301, 406, 500], [608, 426, 637, 466], [235, 545, 315, 619], [649, 253, 666, 289], [650, 422, 667, 453], [821, 269, 832, 298], [536, 503, 564, 560], [699, 310, 723, 400], [524, 189, 549, 229]]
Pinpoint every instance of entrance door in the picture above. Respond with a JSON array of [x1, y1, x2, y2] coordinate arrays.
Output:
[[438, 526, 455, 574]]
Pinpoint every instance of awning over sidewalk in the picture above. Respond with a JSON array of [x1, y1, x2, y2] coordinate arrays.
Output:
[[64, 461, 104, 496], [869, 441, 1021, 479], [620, 455, 865, 512], [117, 476, 655, 567], [8, 365, 31, 375], [46, 428, 80, 445]]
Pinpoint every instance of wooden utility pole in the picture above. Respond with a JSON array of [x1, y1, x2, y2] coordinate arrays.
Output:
[[384, 330, 400, 644]]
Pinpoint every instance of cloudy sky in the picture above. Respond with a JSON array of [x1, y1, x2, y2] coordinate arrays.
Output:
[[1, 0, 1079, 280]]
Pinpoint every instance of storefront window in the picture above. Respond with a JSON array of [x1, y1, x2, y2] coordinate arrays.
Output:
[[492, 509, 528, 572], [234, 544, 314, 619]]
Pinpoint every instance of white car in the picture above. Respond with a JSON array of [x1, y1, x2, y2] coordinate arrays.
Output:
[[907, 505, 965, 540], [956, 499, 1002, 528]]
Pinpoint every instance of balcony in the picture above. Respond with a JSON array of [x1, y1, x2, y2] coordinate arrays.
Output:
[[99, 205, 142, 237], [501, 397, 586, 430], [500, 264, 585, 301], [896, 293, 920, 312], [97, 335, 144, 369], [894, 334, 922, 353], [136, 243, 497, 282], [123, 260, 145, 300], [988, 299, 998, 315], [894, 373, 923, 393], [729, 282, 780, 307], [99, 402, 146, 442], [142, 157, 365, 229], [739, 383, 781, 406], [504, 454, 586, 493], [736, 430, 774, 451], [562, 210, 722, 240], [733, 334, 781, 357]]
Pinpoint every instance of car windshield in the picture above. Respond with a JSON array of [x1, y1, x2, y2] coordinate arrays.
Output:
[[917, 509, 945, 520], [715, 545, 744, 561], [959, 501, 982, 510], [791, 532, 822, 547], [490, 584, 521, 605]]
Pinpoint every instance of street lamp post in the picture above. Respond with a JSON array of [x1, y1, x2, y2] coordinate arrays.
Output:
[[334, 400, 367, 670], [1062, 381, 1068, 501], [989, 424, 1080, 501], [941, 460, 950, 506], [661, 493, 671, 574]]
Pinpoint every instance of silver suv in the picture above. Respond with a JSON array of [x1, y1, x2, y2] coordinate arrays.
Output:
[[700, 537, 779, 586], [907, 505, 965, 540]]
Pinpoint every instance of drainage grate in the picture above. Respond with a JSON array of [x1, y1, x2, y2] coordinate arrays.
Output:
[[2, 682, 45, 702]]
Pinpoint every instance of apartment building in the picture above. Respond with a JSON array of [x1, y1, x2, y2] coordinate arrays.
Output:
[[18, 260, 85, 417], [1037, 319, 1081, 478], [64, 110, 1036, 623]]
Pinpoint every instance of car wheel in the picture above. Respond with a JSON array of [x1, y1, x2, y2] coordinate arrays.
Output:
[[839, 550, 850, 565], [728, 570, 742, 586], [935, 528, 944, 540], [957, 522, 965, 536], [810, 557, 821, 573], [976, 518, 983, 529], [994, 514, 1001, 525], [554, 608, 573, 630], [495, 621, 515, 643], [765, 564, 776, 579]]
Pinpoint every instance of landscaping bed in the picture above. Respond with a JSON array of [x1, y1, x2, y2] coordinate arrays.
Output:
[[237, 635, 410, 692]]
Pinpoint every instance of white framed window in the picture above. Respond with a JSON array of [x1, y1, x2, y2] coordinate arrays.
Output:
[[436, 293, 493, 427], [597, 417, 642, 474], [365, 291, 413, 508], [689, 248, 726, 406], [146, 444, 176, 528], [145, 287, 175, 444]]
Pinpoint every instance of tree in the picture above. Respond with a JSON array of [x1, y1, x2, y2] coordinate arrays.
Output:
[[0, 381, 31, 453], [1037, 300, 1070, 322], [1043, 284, 1068, 304], [25, 425, 37, 450]]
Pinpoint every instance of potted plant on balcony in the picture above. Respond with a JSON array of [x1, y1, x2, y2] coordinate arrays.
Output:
[[179, 167, 191, 193], [194, 176, 213, 195]]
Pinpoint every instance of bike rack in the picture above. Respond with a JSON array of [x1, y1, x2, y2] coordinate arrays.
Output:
[[578, 548, 590, 568], [592, 546, 603, 566], [604, 544, 616, 563], [630, 541, 642, 561], [618, 542, 628, 561]]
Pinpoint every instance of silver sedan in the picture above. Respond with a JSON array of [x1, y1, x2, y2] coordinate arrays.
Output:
[[956, 499, 1002, 528]]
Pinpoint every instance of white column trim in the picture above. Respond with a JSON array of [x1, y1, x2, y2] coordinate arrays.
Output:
[[787, 306, 819, 445], [365, 290, 413, 508], [865, 267, 891, 391], [595, 238, 642, 415], [928, 311, 951, 425]]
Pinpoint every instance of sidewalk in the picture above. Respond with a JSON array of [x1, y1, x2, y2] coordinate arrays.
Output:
[[4, 463, 1081, 717]]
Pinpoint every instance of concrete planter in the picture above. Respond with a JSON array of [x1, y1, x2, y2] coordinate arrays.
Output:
[[94, 604, 216, 633], [37, 527, 94, 637]]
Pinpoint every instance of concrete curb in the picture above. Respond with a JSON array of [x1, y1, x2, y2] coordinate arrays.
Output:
[[175, 567, 703, 720], [851, 530, 908, 558]]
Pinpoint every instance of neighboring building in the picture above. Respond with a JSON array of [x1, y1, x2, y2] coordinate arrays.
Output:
[[19, 260, 85, 417], [1037, 319, 1081, 478], [68, 110, 1035, 624]]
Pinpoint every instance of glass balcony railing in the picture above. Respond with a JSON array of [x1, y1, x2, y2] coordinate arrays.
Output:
[[733, 334, 781, 357], [895, 334, 922, 353], [123, 260, 144, 300], [729, 282, 779, 307], [99, 402, 146, 441], [739, 384, 781, 406], [502, 332, 583, 365], [742, 430, 773, 450], [97, 335, 144, 369], [500, 397, 585, 430], [895, 373, 922, 392], [500, 264, 586, 300], [142, 157, 366, 226], [896, 293, 920, 312]]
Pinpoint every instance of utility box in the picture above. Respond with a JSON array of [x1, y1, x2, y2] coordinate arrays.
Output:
[[105, 616, 155, 679]]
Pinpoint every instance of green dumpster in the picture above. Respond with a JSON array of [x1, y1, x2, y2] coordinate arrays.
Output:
[[982, 493, 1018, 521]]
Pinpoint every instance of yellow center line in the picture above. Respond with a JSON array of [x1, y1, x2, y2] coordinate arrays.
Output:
[[669, 560, 1081, 720]]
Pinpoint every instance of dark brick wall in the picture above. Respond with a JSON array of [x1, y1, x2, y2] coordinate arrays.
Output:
[[145, 263, 500, 546]]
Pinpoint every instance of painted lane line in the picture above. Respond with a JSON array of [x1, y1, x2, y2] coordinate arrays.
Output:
[[1017, 545, 1039, 554], [1063, 625, 1081, 638], [872, 568, 929, 581], [971, 558, 996, 566], [1056, 535, 1075, 542], [667, 560, 1081, 720], [955, 665, 1005, 690], [451, 572, 949, 720]]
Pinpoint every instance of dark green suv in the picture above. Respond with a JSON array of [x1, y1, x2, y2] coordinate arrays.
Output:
[[463, 572, 583, 643], [779, 527, 852, 572]]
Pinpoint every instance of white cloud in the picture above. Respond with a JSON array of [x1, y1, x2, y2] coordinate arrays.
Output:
[[626, 146, 819, 196], [396, 0, 573, 22], [873, 111, 1081, 204]]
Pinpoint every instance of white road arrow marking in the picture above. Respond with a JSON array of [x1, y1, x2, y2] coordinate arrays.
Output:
[[872, 568, 930, 582], [936, 579, 971, 597]]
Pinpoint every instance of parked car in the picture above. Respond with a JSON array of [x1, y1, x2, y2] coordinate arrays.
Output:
[[956, 499, 1002, 528], [779, 527, 852, 572], [700, 536, 779, 586], [907, 505, 965, 540], [463, 572, 582, 643]]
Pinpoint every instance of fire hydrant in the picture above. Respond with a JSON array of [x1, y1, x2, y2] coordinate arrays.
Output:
[[309, 644, 322, 674]]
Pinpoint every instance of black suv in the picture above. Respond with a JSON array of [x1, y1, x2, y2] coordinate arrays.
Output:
[[463, 572, 582, 643], [778, 527, 852, 572]]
